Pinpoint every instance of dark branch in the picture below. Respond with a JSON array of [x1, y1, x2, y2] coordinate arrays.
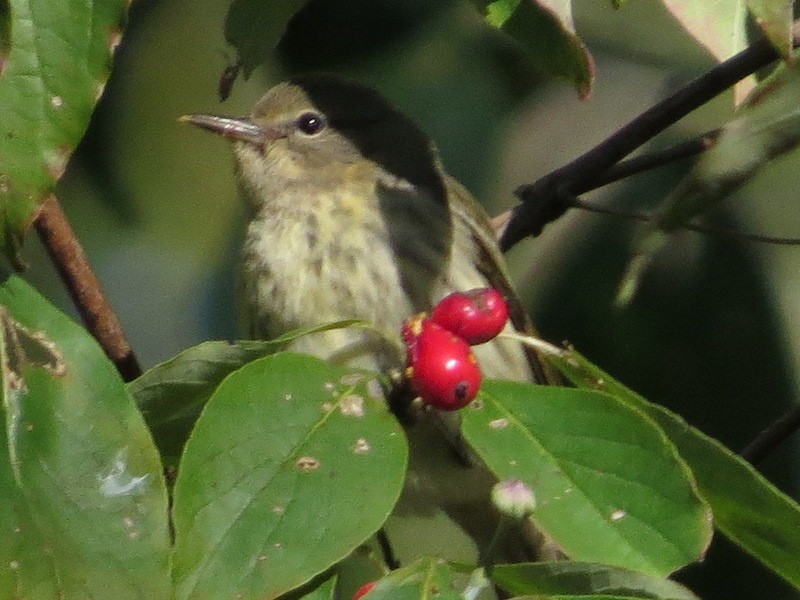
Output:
[[500, 23, 799, 251], [34, 195, 142, 382], [740, 405, 800, 464], [574, 130, 720, 194]]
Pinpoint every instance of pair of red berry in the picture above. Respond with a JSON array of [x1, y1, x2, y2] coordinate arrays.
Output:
[[401, 288, 509, 411]]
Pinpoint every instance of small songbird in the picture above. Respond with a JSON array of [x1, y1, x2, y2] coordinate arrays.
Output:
[[182, 74, 556, 560]]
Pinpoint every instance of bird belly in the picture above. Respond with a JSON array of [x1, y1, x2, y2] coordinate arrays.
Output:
[[237, 192, 413, 370]]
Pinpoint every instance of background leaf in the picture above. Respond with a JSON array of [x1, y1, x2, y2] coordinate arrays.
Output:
[[225, 0, 310, 78], [476, 0, 594, 97], [619, 58, 800, 304], [129, 320, 369, 467], [492, 561, 699, 599], [0, 0, 127, 266], [0, 275, 170, 599], [462, 382, 712, 575], [545, 345, 800, 591], [746, 0, 794, 57], [172, 352, 407, 600]]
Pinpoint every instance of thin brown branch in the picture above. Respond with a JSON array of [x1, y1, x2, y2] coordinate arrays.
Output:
[[34, 195, 142, 382], [568, 197, 800, 246], [500, 23, 799, 251]]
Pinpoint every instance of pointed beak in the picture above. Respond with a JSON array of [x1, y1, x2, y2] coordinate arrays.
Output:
[[179, 114, 278, 144]]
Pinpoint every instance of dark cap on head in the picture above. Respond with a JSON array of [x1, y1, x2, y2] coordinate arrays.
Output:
[[290, 74, 447, 204]]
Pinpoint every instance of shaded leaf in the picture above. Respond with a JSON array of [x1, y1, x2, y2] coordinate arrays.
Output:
[[493, 561, 699, 599], [129, 320, 368, 466], [747, 0, 794, 57], [462, 383, 712, 575], [225, 0, 310, 78], [541, 342, 800, 591], [475, 0, 594, 98], [618, 59, 800, 304], [172, 352, 407, 599], [0, 275, 170, 599], [361, 557, 463, 600], [0, 0, 127, 266]]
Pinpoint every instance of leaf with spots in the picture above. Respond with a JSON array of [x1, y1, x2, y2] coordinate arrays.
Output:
[[0, 275, 171, 599], [171, 352, 408, 600], [461, 382, 712, 576], [0, 0, 127, 267], [129, 320, 365, 468], [544, 344, 800, 592]]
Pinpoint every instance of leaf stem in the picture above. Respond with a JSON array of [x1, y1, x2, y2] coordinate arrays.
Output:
[[34, 195, 142, 381]]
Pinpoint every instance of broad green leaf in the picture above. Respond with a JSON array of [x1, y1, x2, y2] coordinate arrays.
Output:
[[0, 0, 127, 267], [747, 0, 794, 57], [543, 344, 800, 591], [0, 275, 170, 599], [619, 58, 800, 304], [475, 0, 594, 98], [361, 557, 463, 600], [129, 320, 369, 466], [0, 436, 59, 600], [493, 562, 699, 599], [172, 352, 407, 600], [462, 383, 711, 575], [225, 0, 310, 78]]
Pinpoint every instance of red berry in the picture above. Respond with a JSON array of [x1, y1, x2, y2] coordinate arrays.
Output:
[[402, 316, 482, 411], [353, 581, 376, 599], [430, 288, 509, 345]]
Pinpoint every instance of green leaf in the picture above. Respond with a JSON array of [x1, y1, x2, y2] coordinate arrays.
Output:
[[747, 0, 794, 57], [618, 59, 800, 304], [0, 275, 170, 599], [129, 320, 370, 467], [492, 562, 699, 599], [475, 0, 594, 98], [225, 0, 310, 78], [544, 344, 800, 591], [361, 557, 464, 599], [172, 352, 407, 600], [661, 0, 749, 65], [298, 574, 337, 599], [0, 0, 127, 266], [462, 383, 712, 575]]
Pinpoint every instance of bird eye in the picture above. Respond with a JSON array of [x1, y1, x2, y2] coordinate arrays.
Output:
[[296, 112, 326, 135]]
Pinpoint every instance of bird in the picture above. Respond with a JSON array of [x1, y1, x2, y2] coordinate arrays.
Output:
[[182, 73, 557, 563]]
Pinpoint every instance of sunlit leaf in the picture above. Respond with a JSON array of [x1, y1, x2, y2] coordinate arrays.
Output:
[[542, 343, 800, 591], [0, 275, 170, 599], [130, 320, 371, 466], [462, 383, 712, 575], [172, 352, 407, 599], [0, 0, 127, 267]]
